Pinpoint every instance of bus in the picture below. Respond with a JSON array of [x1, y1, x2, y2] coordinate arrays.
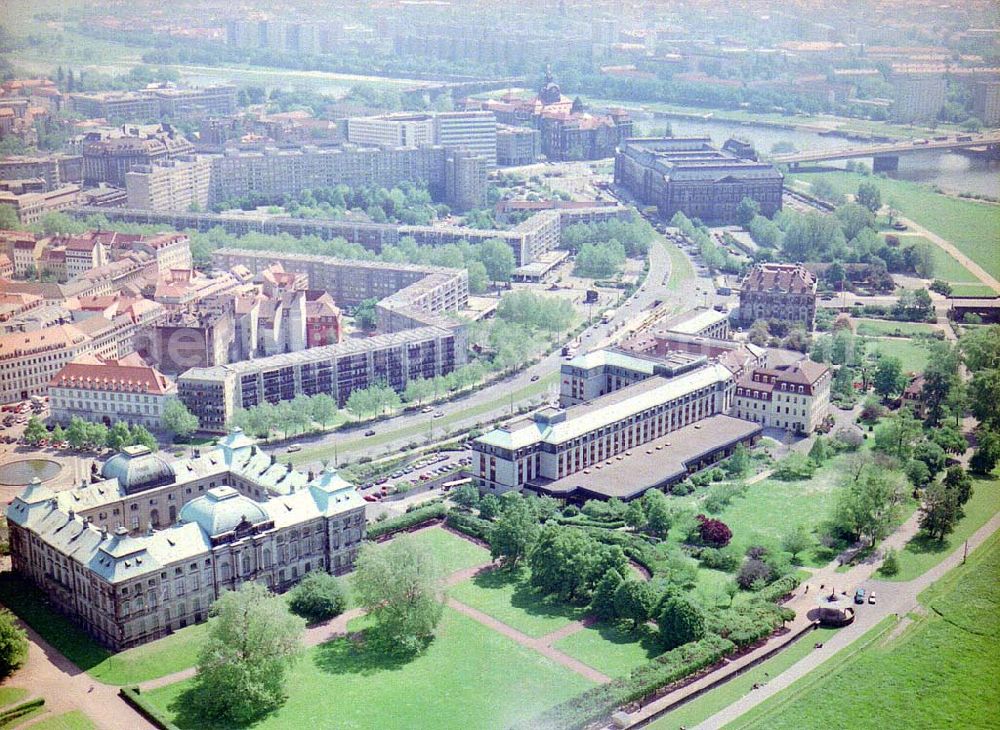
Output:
[[442, 478, 472, 492]]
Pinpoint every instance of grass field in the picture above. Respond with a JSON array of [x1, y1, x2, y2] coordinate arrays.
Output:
[[23, 712, 97, 730], [789, 172, 1000, 280], [906, 237, 982, 283], [645, 627, 839, 729], [868, 337, 931, 373], [394, 526, 489, 577], [733, 532, 1000, 729], [662, 238, 696, 291], [144, 607, 593, 730], [950, 282, 998, 298], [448, 568, 587, 638], [852, 318, 939, 337], [0, 690, 27, 711], [553, 623, 661, 677], [885, 473, 1000, 582]]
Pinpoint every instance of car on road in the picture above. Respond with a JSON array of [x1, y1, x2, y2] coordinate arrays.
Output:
[[421, 406, 434, 413], [868, 591, 876, 604], [892, 221, 908, 231], [364, 429, 376, 436], [286, 445, 301, 453], [854, 588, 866, 604], [433, 411, 444, 418], [530, 374, 540, 382]]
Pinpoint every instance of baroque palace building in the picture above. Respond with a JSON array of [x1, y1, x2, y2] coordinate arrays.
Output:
[[8, 429, 365, 650]]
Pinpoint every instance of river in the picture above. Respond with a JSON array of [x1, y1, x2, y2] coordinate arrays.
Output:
[[636, 117, 1000, 199]]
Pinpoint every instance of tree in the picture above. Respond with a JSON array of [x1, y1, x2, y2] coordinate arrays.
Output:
[[968, 369, 1000, 430], [529, 526, 625, 603], [22, 416, 48, 446], [736, 558, 773, 589], [943, 465, 974, 506], [724, 443, 751, 477], [834, 202, 875, 240], [921, 344, 959, 426], [624, 500, 647, 531], [51, 423, 65, 444], [162, 397, 199, 439], [130, 424, 158, 451], [288, 571, 348, 622], [352, 535, 443, 653], [402, 378, 434, 405], [309, 394, 338, 428], [613, 579, 656, 631], [736, 197, 761, 228], [832, 455, 908, 545], [879, 548, 900, 576], [0, 204, 19, 230], [657, 594, 706, 650], [855, 181, 882, 214], [66, 416, 88, 449], [873, 356, 906, 399], [873, 408, 923, 461], [959, 325, 1000, 372], [590, 568, 624, 621], [931, 425, 967, 455], [85, 422, 108, 450], [478, 493, 501, 520], [489, 496, 540, 569], [643, 489, 672, 537], [780, 525, 813, 564], [913, 440, 946, 478], [0, 610, 26, 678], [477, 238, 515, 284], [354, 298, 379, 332], [696, 514, 733, 547], [451, 483, 480, 510], [194, 582, 305, 724], [970, 427, 1000, 474], [918, 481, 960, 541]]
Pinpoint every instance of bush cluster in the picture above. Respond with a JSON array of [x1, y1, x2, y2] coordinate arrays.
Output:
[[365, 503, 446, 539]]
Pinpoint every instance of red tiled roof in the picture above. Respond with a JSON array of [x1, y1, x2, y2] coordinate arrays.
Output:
[[49, 353, 174, 395], [742, 263, 816, 294]]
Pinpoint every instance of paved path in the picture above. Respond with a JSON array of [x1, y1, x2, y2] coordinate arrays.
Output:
[[446, 597, 610, 684], [897, 214, 1000, 293], [690, 511, 1000, 729]]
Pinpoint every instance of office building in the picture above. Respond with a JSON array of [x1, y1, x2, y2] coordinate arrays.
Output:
[[733, 360, 831, 434], [890, 66, 947, 122], [497, 125, 541, 166], [125, 157, 211, 212], [972, 80, 1000, 125], [82, 128, 195, 187]]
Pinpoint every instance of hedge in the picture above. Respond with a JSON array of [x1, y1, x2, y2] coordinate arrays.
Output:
[[755, 574, 801, 604], [445, 512, 493, 542], [554, 515, 627, 529], [574, 526, 660, 575], [120, 687, 181, 730], [510, 635, 735, 730], [707, 601, 792, 649], [0, 698, 45, 725], [365, 503, 446, 539]]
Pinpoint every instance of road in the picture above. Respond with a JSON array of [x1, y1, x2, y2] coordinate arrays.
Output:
[[281, 226, 703, 472]]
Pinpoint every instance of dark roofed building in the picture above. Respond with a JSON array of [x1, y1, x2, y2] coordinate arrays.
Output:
[[739, 262, 818, 329], [614, 137, 782, 223]]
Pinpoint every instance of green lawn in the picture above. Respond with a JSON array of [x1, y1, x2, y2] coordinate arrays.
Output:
[[385, 526, 489, 577], [447, 568, 587, 638], [553, 622, 661, 677], [868, 337, 931, 373], [790, 172, 1000, 280], [912, 238, 981, 283], [22, 712, 96, 730], [85, 623, 209, 686], [144, 607, 594, 730], [885, 472, 1000, 582], [733, 532, 1000, 729], [645, 627, 839, 729], [852, 318, 939, 337], [662, 238, 696, 291], [0, 690, 27, 711], [950, 282, 998, 298]]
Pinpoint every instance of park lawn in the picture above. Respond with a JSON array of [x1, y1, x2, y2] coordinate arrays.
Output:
[[144, 607, 594, 730], [867, 337, 930, 373], [22, 712, 97, 730], [554, 622, 662, 678], [916, 239, 981, 283], [884, 472, 1000, 582], [851, 318, 939, 337], [386, 526, 489, 577], [86, 622, 210, 686], [0, 690, 27, 711], [790, 172, 1000, 280], [950, 282, 998, 298], [645, 627, 839, 729], [733, 532, 1000, 730], [447, 567, 588, 638]]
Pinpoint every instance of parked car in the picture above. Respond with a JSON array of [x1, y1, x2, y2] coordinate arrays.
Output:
[[868, 592, 876, 605], [286, 445, 301, 453], [854, 588, 866, 604], [433, 411, 444, 418], [421, 406, 434, 414], [364, 429, 376, 436], [530, 374, 540, 382]]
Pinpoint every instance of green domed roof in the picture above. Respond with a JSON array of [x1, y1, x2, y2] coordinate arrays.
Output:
[[101, 446, 176, 494], [178, 486, 269, 537]]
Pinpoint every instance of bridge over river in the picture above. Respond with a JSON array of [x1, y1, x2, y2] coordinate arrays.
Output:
[[771, 132, 1000, 171]]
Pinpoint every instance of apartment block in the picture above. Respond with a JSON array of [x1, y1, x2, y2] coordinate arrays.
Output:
[[125, 157, 211, 212]]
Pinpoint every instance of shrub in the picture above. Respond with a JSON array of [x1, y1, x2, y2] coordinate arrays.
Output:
[[708, 601, 793, 648], [698, 547, 740, 572], [754, 574, 801, 603], [879, 548, 900, 577], [445, 512, 492, 542], [288, 571, 347, 622], [696, 514, 733, 547], [562, 504, 580, 517], [0, 609, 27, 677], [365, 503, 446, 539], [736, 558, 773, 589], [772, 453, 816, 480], [511, 635, 735, 730], [670, 481, 694, 496]]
